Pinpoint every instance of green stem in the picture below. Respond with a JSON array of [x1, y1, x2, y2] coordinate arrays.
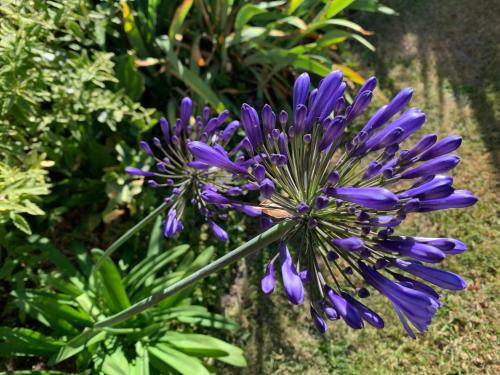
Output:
[[93, 201, 170, 273], [94, 220, 295, 329]]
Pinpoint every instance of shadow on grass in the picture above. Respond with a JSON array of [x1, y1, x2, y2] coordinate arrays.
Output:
[[363, 0, 500, 181]]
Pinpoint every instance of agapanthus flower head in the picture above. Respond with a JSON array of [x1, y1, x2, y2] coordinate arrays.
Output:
[[191, 71, 477, 337], [126, 97, 259, 240]]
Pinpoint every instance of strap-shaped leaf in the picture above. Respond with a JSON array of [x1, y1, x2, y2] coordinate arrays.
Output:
[[13, 290, 92, 331], [130, 341, 150, 375], [316, 0, 355, 21], [92, 250, 131, 313], [102, 347, 131, 375], [156, 36, 225, 111], [124, 244, 190, 292], [235, 4, 266, 31], [161, 332, 247, 367], [0, 327, 63, 357], [168, 0, 193, 40], [121, 0, 148, 57], [149, 343, 209, 375], [162, 310, 239, 331], [51, 329, 106, 365]]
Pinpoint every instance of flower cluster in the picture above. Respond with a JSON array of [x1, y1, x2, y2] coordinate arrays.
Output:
[[126, 97, 260, 241], [189, 71, 477, 337]]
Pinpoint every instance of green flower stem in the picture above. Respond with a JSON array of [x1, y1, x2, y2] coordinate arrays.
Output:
[[94, 220, 295, 329], [93, 201, 170, 273]]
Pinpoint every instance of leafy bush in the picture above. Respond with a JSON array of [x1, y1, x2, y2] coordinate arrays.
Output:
[[116, 0, 394, 113], [2, 223, 245, 373], [0, 0, 154, 232]]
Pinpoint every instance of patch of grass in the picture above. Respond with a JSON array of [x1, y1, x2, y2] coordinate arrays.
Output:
[[222, 1, 500, 373]]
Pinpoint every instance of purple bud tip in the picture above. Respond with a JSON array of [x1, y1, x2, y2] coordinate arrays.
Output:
[[315, 195, 329, 209], [297, 202, 309, 214], [253, 164, 266, 182], [299, 269, 310, 282], [327, 251, 339, 261], [208, 220, 228, 241], [279, 110, 288, 128], [125, 167, 155, 177], [356, 287, 370, 298], [331, 237, 364, 252], [308, 218, 318, 228], [140, 141, 154, 157], [259, 178, 275, 198], [280, 243, 304, 305], [325, 187, 398, 210], [327, 170, 340, 185], [261, 262, 275, 294], [311, 306, 328, 333]]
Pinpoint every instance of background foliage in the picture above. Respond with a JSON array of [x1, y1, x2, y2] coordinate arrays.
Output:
[[15, 1, 497, 375]]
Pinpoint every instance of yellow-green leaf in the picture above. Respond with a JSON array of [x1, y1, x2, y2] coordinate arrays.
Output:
[[168, 0, 193, 40]]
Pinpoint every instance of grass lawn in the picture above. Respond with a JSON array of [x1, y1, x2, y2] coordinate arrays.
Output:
[[221, 1, 500, 374]]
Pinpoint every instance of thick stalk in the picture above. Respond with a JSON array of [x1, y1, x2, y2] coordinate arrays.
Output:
[[94, 220, 295, 328], [93, 201, 170, 273]]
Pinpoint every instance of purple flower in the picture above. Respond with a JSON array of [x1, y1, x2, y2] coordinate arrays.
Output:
[[331, 237, 364, 252], [188, 141, 248, 175], [310, 306, 328, 333], [360, 262, 438, 339], [164, 208, 181, 238], [416, 189, 477, 212], [391, 259, 466, 290], [401, 155, 460, 179], [126, 97, 248, 241], [259, 178, 275, 198], [340, 291, 384, 328], [325, 286, 363, 329], [280, 243, 304, 305], [419, 135, 462, 161], [398, 175, 454, 199], [125, 167, 155, 177], [193, 71, 475, 335], [208, 220, 228, 242], [261, 262, 275, 294], [293, 73, 310, 112], [377, 237, 446, 263], [325, 187, 398, 210]]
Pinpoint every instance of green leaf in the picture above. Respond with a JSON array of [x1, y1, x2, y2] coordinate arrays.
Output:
[[28, 236, 78, 278], [0, 327, 63, 357], [13, 290, 92, 331], [288, 0, 305, 14], [102, 347, 130, 375], [124, 244, 190, 292], [173, 311, 239, 331], [130, 341, 149, 375], [156, 37, 225, 112], [182, 246, 214, 273], [317, 0, 355, 21], [293, 56, 331, 76], [350, 33, 375, 51], [92, 250, 131, 313], [10, 212, 31, 234], [351, 0, 398, 15], [51, 329, 106, 365], [161, 332, 247, 367], [148, 344, 209, 375], [168, 0, 194, 40], [121, 0, 148, 57], [146, 215, 164, 257], [235, 4, 266, 31], [115, 53, 145, 101]]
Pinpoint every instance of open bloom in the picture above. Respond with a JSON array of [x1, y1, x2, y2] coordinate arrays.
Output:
[[126, 97, 259, 240], [190, 71, 477, 337]]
